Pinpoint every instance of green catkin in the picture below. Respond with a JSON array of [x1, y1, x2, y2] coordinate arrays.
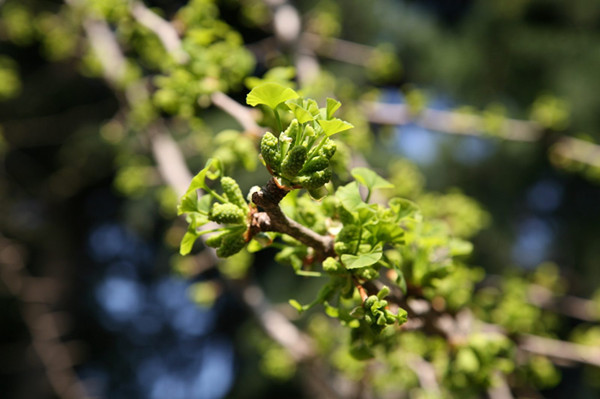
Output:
[[284, 119, 300, 141], [281, 145, 307, 179], [221, 176, 247, 209], [260, 132, 280, 170], [209, 202, 246, 224], [319, 139, 337, 159], [300, 155, 329, 174], [217, 232, 246, 257], [299, 168, 332, 190]]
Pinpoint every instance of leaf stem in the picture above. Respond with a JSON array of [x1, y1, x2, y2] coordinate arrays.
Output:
[[203, 186, 228, 203], [274, 108, 283, 133]]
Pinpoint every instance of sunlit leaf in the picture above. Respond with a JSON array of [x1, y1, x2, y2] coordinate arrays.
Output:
[[285, 99, 314, 123], [389, 197, 419, 220], [184, 158, 220, 196], [336, 182, 365, 212], [246, 82, 299, 109], [177, 190, 198, 215], [179, 230, 198, 255], [342, 249, 382, 269], [317, 118, 354, 136], [289, 299, 305, 313], [351, 167, 393, 191], [326, 98, 341, 119]]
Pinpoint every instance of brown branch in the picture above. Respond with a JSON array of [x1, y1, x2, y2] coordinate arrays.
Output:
[[0, 238, 89, 399], [250, 178, 335, 259]]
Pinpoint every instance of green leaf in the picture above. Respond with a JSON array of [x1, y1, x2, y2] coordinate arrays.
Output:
[[197, 194, 213, 214], [285, 100, 314, 123], [396, 307, 408, 324], [450, 239, 474, 256], [389, 197, 419, 220], [326, 98, 341, 119], [177, 190, 198, 215], [341, 249, 382, 269], [395, 271, 407, 294], [351, 167, 393, 191], [246, 82, 299, 110], [289, 299, 305, 313], [317, 118, 354, 136], [184, 158, 220, 196], [179, 231, 198, 255], [336, 182, 365, 212]]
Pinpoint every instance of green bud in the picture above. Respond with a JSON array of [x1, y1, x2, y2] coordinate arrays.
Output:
[[334, 241, 352, 255], [217, 232, 246, 257], [298, 169, 332, 190], [377, 285, 391, 299], [284, 119, 300, 140], [356, 267, 379, 281], [323, 257, 343, 273], [209, 202, 246, 224], [337, 225, 359, 243], [260, 132, 280, 170], [364, 295, 378, 308], [300, 155, 329, 174], [281, 145, 307, 179], [304, 125, 315, 137], [319, 139, 337, 159], [221, 176, 247, 209]]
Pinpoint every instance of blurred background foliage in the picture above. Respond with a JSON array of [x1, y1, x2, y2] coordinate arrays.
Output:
[[1, 0, 600, 398]]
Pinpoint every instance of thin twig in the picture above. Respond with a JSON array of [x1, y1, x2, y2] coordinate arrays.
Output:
[[302, 32, 376, 66], [488, 371, 515, 399], [81, 18, 127, 84], [407, 355, 441, 396], [364, 101, 543, 142], [210, 91, 265, 137], [551, 136, 600, 169], [130, 1, 189, 64], [519, 334, 600, 367]]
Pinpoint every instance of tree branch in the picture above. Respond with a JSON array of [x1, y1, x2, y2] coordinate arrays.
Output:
[[250, 178, 335, 260], [210, 91, 265, 138], [130, 1, 189, 64], [364, 101, 543, 142], [518, 334, 600, 368]]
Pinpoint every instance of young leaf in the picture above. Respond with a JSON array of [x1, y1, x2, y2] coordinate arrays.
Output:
[[326, 98, 341, 119], [389, 197, 419, 220], [184, 158, 220, 196], [285, 100, 314, 123], [317, 118, 354, 136], [351, 167, 393, 191], [289, 299, 306, 313], [177, 190, 198, 215], [341, 249, 382, 269], [180, 230, 198, 255], [336, 182, 365, 212], [246, 82, 299, 110]]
